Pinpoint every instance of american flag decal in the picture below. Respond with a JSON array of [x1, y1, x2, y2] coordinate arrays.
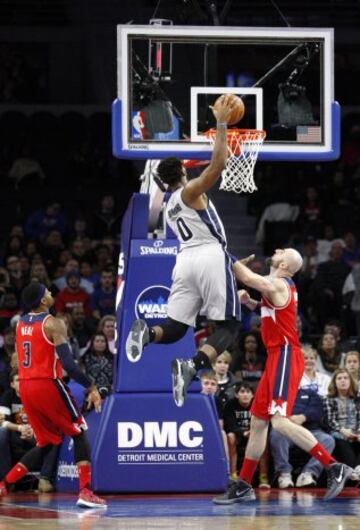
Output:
[[296, 126, 322, 143]]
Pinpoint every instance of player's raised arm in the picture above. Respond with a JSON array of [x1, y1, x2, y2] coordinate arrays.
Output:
[[233, 260, 283, 297], [182, 95, 234, 205]]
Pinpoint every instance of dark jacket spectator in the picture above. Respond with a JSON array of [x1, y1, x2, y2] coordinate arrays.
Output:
[[25, 202, 67, 241], [81, 333, 113, 397], [311, 241, 351, 326]]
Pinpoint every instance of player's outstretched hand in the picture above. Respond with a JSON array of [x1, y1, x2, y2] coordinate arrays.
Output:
[[239, 254, 255, 266], [238, 289, 251, 305], [86, 386, 102, 413]]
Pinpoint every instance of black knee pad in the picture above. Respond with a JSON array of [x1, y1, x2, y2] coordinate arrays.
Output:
[[73, 431, 91, 463], [159, 318, 189, 344], [21, 444, 54, 471], [206, 320, 241, 355]]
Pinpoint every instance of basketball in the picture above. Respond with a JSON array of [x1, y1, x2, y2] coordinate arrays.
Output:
[[214, 94, 245, 125]]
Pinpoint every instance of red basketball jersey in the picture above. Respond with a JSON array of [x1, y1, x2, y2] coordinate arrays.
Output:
[[260, 277, 300, 349], [16, 312, 63, 380]]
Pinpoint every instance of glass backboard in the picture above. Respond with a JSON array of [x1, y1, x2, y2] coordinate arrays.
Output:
[[113, 25, 339, 161]]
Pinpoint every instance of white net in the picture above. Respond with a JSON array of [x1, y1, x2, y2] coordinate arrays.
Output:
[[205, 129, 266, 194]]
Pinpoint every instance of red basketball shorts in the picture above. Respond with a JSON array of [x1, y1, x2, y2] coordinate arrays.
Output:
[[19, 378, 86, 447], [251, 344, 304, 421]]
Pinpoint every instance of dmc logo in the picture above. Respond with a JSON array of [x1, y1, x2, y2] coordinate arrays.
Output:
[[153, 240, 163, 248], [135, 285, 170, 321], [118, 421, 203, 448]]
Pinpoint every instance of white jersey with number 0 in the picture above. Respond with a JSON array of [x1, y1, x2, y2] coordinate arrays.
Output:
[[164, 187, 240, 326], [166, 188, 227, 250]]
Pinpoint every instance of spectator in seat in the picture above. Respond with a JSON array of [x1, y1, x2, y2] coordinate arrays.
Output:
[[19, 257, 30, 283], [231, 332, 265, 389], [70, 239, 87, 262], [299, 186, 324, 238], [316, 224, 338, 263], [52, 259, 94, 295], [342, 231, 360, 268], [0, 369, 58, 492], [316, 333, 342, 376], [311, 240, 350, 327], [54, 271, 91, 317], [0, 327, 16, 395], [41, 230, 65, 274], [80, 260, 99, 291], [30, 263, 51, 289], [0, 290, 19, 330], [323, 369, 360, 476], [344, 351, 360, 387], [71, 306, 96, 352], [24, 240, 40, 263], [97, 315, 116, 354], [70, 216, 90, 241], [91, 194, 122, 240], [323, 319, 353, 355], [200, 370, 230, 477], [213, 351, 236, 409], [25, 202, 67, 241], [91, 269, 116, 320], [300, 345, 331, 397], [342, 264, 360, 351], [5, 256, 26, 301], [3, 236, 23, 260], [224, 382, 270, 487], [81, 333, 113, 398], [93, 244, 114, 272]]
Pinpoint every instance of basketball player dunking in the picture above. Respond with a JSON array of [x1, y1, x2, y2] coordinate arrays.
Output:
[[126, 94, 244, 407], [0, 283, 106, 508], [213, 249, 353, 503]]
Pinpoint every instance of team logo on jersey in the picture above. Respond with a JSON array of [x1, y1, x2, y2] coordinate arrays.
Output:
[[135, 285, 170, 323]]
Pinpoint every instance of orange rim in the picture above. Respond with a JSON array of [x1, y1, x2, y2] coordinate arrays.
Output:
[[183, 129, 266, 167]]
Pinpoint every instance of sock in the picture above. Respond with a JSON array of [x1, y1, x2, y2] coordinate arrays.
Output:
[[192, 351, 212, 371], [149, 327, 156, 343], [78, 463, 91, 490], [239, 458, 259, 484], [309, 442, 336, 468], [5, 463, 28, 485]]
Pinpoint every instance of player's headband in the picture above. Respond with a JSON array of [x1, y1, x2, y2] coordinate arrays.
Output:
[[21, 283, 47, 310]]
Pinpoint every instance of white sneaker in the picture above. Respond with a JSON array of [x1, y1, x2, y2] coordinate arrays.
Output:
[[296, 472, 317, 488], [350, 465, 360, 481], [278, 473, 294, 489], [125, 319, 149, 363]]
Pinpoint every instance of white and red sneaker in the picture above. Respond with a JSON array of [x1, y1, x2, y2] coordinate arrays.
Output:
[[0, 481, 8, 496], [77, 488, 107, 508]]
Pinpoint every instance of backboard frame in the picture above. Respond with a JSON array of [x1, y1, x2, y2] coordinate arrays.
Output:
[[113, 25, 340, 162]]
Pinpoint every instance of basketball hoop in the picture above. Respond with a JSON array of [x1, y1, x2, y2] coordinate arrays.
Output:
[[204, 128, 266, 194]]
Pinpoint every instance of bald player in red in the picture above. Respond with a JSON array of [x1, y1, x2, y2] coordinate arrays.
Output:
[[0, 282, 106, 508], [214, 248, 353, 504]]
